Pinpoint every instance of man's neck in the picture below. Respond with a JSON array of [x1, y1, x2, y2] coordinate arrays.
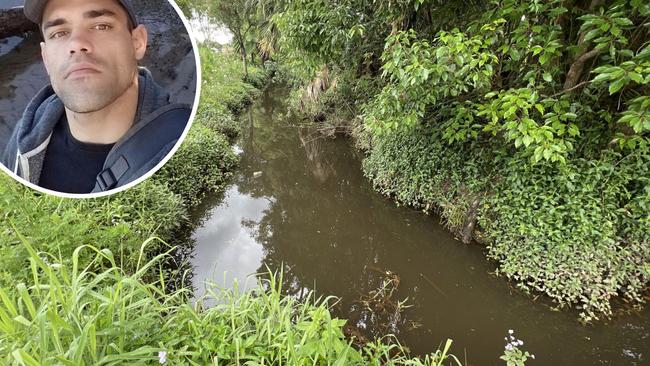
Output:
[[65, 75, 140, 144]]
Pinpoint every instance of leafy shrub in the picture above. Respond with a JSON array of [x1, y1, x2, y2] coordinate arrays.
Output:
[[481, 149, 650, 321], [243, 65, 270, 89], [200, 47, 261, 114], [220, 82, 260, 113], [194, 102, 240, 142], [362, 124, 494, 233], [155, 123, 238, 207]]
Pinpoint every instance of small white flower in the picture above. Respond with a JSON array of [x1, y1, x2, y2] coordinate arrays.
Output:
[[505, 344, 514, 351], [518, 340, 524, 346], [158, 351, 167, 364], [504, 337, 508, 341], [508, 329, 514, 334], [531, 354, 536, 359]]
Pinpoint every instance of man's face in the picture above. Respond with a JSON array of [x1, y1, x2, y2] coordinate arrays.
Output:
[[40, 0, 147, 113]]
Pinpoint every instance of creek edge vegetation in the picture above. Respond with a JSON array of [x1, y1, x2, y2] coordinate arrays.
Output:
[[186, 0, 649, 323]]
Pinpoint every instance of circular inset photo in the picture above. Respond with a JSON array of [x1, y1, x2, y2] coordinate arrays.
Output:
[[0, 0, 199, 197]]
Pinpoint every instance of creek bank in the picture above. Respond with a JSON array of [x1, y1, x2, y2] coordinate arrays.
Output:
[[290, 74, 649, 323]]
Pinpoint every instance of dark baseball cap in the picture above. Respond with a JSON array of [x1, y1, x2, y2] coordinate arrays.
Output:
[[24, 0, 138, 28]]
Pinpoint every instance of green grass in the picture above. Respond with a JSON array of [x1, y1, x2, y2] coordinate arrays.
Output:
[[200, 47, 265, 114], [0, 238, 460, 365], [0, 174, 186, 288]]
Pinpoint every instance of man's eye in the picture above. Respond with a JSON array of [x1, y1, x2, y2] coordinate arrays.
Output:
[[94, 24, 112, 31], [49, 31, 67, 39]]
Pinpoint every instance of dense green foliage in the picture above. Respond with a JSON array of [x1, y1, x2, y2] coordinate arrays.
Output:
[[156, 124, 237, 206], [0, 175, 185, 288], [249, 0, 650, 320], [362, 125, 493, 232], [200, 46, 263, 113], [483, 149, 650, 318]]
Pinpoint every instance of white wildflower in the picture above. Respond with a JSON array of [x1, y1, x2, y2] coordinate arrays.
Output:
[[158, 351, 167, 364]]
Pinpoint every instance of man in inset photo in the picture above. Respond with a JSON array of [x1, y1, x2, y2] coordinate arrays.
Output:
[[1, 0, 194, 194]]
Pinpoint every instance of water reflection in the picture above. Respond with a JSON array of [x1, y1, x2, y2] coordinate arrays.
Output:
[[191, 186, 269, 297], [191, 84, 650, 366]]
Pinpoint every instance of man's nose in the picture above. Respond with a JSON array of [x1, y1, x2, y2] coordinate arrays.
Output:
[[68, 30, 92, 54]]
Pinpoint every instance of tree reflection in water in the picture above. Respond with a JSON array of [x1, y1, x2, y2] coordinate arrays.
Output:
[[234, 85, 418, 342]]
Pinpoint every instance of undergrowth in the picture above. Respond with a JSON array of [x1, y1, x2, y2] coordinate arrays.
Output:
[[361, 118, 650, 321]]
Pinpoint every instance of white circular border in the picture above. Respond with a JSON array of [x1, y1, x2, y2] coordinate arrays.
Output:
[[0, 0, 202, 199]]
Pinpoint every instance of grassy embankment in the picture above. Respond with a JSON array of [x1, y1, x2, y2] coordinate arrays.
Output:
[[0, 47, 462, 365]]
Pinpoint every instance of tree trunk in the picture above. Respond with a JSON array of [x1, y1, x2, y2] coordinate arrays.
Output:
[[562, 0, 606, 91], [563, 47, 599, 90], [461, 196, 481, 244], [241, 48, 248, 78], [235, 30, 248, 78]]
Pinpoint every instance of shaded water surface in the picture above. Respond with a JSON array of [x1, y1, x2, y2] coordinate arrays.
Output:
[[191, 85, 650, 366]]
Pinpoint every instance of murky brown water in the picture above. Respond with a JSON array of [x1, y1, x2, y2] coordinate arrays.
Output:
[[0, 0, 196, 144], [191, 85, 650, 365]]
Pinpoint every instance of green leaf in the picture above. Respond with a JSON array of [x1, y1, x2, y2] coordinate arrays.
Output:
[[11, 349, 40, 366], [510, 49, 521, 61], [629, 72, 644, 84], [592, 73, 611, 83], [608, 78, 627, 94]]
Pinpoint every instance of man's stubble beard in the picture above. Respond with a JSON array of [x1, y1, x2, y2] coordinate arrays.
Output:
[[53, 66, 136, 114]]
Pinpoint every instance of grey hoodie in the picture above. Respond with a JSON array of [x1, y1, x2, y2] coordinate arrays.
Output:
[[2, 67, 190, 193]]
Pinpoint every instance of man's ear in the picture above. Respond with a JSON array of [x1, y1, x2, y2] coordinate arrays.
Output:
[[40, 42, 51, 76], [132, 25, 148, 61]]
